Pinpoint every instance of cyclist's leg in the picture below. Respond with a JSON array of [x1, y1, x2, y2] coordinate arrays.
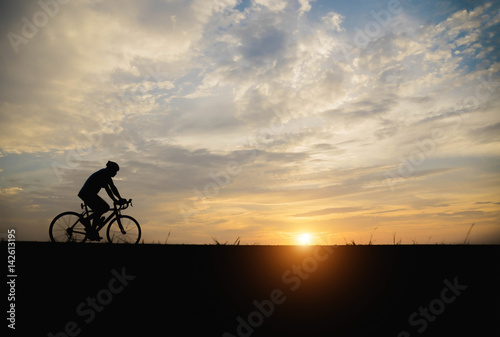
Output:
[[78, 196, 93, 229], [84, 196, 109, 231]]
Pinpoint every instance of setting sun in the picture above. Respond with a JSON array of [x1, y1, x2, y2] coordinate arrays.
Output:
[[298, 233, 313, 245]]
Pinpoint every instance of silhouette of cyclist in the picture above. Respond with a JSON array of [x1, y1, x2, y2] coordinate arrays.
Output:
[[78, 161, 127, 240]]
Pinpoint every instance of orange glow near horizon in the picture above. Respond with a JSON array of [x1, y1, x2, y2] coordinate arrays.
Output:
[[298, 233, 313, 245]]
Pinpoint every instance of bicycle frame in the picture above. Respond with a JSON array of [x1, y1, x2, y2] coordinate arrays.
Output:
[[81, 200, 132, 234]]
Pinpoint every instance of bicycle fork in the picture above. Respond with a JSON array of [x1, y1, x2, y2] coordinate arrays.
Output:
[[116, 216, 127, 234]]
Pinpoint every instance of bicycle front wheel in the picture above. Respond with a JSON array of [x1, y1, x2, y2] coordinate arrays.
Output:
[[106, 215, 141, 244], [49, 211, 87, 243]]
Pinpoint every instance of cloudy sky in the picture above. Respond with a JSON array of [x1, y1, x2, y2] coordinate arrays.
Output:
[[1, 0, 499, 244]]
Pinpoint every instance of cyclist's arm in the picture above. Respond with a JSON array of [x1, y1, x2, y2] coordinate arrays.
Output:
[[105, 182, 123, 202], [104, 185, 117, 202]]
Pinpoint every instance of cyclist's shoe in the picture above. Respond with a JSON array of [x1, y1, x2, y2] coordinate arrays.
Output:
[[88, 233, 103, 241], [86, 229, 102, 241], [90, 234, 103, 242]]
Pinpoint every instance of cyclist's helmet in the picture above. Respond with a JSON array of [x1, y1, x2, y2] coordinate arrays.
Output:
[[106, 161, 119, 172]]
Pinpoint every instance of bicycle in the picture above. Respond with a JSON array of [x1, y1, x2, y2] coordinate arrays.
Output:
[[49, 199, 141, 244]]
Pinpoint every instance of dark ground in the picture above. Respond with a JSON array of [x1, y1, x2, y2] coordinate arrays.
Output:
[[3, 242, 500, 336]]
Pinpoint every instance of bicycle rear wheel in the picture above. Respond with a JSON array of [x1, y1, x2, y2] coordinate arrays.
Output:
[[49, 211, 87, 243], [106, 215, 141, 244]]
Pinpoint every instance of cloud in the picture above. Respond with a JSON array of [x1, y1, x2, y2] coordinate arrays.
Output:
[[474, 201, 500, 205], [254, 0, 288, 12], [1, 0, 499, 244], [0, 187, 23, 195], [468, 122, 500, 144], [369, 208, 407, 215], [293, 207, 364, 217], [322, 11, 345, 32], [0, 0, 242, 153], [298, 0, 313, 16]]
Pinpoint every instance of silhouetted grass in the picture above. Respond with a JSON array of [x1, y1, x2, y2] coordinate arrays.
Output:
[[342, 223, 477, 245], [463, 223, 475, 244], [211, 236, 241, 245]]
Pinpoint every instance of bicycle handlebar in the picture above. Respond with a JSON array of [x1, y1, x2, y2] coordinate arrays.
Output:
[[115, 198, 133, 210]]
